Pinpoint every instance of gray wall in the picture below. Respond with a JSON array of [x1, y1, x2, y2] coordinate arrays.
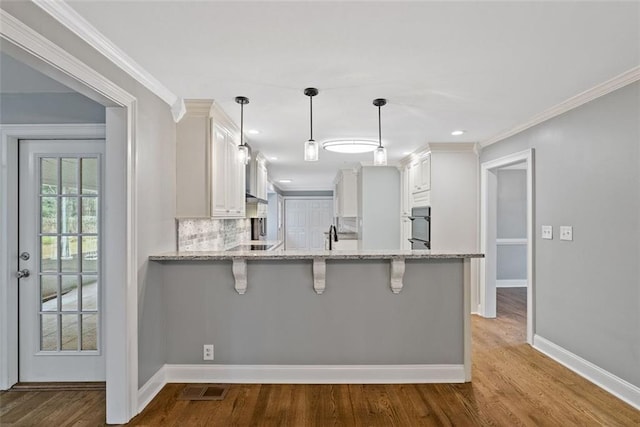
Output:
[[160, 259, 464, 364], [480, 82, 640, 388], [358, 166, 401, 250], [496, 169, 527, 281], [1, 2, 177, 387], [497, 169, 527, 238], [0, 92, 105, 124]]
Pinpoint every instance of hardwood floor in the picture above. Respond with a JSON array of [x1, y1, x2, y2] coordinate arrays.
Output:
[[1, 287, 638, 426]]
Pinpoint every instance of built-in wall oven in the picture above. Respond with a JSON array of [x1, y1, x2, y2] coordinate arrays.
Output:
[[409, 206, 431, 249]]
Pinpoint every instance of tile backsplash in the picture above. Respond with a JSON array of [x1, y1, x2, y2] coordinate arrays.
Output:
[[177, 218, 250, 251]]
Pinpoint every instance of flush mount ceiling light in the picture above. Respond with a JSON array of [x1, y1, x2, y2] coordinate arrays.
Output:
[[235, 96, 250, 165], [372, 98, 387, 166], [322, 139, 378, 154], [303, 87, 319, 162], [451, 130, 466, 136]]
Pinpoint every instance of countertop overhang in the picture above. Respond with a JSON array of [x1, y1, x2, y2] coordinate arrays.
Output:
[[149, 249, 484, 261]]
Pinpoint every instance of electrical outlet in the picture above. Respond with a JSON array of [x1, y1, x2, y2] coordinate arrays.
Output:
[[203, 344, 214, 360], [541, 225, 553, 240], [560, 226, 573, 241]]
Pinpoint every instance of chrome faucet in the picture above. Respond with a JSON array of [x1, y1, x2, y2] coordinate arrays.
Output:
[[328, 225, 339, 250]]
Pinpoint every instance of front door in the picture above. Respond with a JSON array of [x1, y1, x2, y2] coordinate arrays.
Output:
[[18, 139, 105, 381]]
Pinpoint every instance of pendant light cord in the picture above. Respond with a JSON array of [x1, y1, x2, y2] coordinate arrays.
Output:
[[240, 102, 244, 147], [378, 104, 382, 148], [309, 95, 313, 141]]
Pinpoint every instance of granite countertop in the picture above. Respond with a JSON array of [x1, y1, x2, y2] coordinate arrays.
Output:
[[149, 249, 484, 261]]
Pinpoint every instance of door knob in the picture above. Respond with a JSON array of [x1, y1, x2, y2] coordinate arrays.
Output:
[[16, 269, 30, 279]]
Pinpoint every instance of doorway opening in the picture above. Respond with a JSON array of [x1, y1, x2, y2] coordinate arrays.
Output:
[[1, 16, 138, 423], [479, 149, 534, 344]]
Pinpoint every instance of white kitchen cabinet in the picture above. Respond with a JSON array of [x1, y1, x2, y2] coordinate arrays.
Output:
[[176, 99, 245, 218], [409, 154, 431, 207], [333, 169, 358, 218]]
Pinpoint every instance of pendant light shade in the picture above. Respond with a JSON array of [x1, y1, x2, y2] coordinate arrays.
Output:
[[372, 98, 387, 166], [304, 87, 319, 162], [235, 96, 250, 165]]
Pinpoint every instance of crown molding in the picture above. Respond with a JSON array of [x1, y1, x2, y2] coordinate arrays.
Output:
[[0, 9, 135, 106], [482, 66, 640, 147], [183, 99, 215, 117], [32, 0, 184, 122]]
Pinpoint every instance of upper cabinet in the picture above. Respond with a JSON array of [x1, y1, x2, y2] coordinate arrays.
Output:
[[333, 169, 358, 218], [409, 153, 431, 207], [176, 99, 245, 218]]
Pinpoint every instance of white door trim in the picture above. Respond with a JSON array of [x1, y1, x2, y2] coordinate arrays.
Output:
[[479, 148, 535, 344], [1, 10, 139, 424]]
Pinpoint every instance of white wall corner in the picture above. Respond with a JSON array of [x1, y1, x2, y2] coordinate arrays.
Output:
[[533, 335, 640, 410], [137, 366, 167, 415]]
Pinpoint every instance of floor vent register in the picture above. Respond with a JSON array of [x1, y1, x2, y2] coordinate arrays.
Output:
[[178, 384, 230, 401]]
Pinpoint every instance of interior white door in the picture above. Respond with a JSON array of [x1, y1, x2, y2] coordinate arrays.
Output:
[[18, 139, 106, 382]]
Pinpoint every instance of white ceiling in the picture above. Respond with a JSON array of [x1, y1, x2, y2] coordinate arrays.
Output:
[[66, 1, 639, 190]]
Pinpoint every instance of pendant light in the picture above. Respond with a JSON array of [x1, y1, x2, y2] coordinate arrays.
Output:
[[373, 98, 387, 166], [304, 87, 319, 162], [235, 96, 250, 165]]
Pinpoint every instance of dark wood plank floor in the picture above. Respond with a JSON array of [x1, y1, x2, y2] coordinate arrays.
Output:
[[1, 288, 638, 426]]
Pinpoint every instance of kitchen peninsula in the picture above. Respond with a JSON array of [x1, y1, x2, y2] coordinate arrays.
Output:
[[149, 249, 482, 384]]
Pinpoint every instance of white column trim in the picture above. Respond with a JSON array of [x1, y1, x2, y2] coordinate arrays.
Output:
[[533, 335, 640, 410], [312, 258, 326, 294], [463, 258, 472, 382], [0, 11, 139, 424]]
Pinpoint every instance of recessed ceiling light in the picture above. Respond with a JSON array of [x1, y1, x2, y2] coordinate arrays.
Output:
[[403, 151, 413, 155], [451, 130, 466, 136], [269, 156, 278, 161], [247, 129, 260, 135], [279, 179, 292, 183]]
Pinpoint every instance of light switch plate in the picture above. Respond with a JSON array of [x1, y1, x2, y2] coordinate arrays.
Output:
[[541, 225, 553, 240], [560, 226, 573, 241]]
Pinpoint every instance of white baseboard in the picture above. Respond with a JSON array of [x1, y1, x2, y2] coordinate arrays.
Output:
[[533, 335, 640, 410], [496, 280, 527, 288], [137, 366, 166, 414], [164, 364, 465, 384]]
